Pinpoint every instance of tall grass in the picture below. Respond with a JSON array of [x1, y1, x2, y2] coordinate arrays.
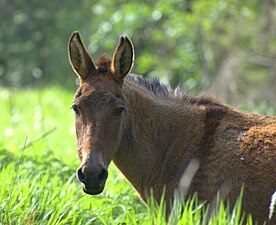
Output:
[[0, 87, 273, 224]]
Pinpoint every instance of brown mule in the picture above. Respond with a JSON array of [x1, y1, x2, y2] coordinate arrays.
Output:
[[68, 31, 276, 223]]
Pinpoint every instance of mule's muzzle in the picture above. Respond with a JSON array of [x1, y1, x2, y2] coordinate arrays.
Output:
[[77, 165, 108, 195]]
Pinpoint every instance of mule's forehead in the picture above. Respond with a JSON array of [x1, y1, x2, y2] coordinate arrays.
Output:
[[74, 80, 122, 104]]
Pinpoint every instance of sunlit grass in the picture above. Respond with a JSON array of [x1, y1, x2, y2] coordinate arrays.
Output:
[[0, 150, 144, 224], [0, 87, 272, 224]]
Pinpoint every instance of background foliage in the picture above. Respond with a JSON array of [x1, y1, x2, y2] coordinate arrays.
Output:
[[0, 0, 275, 106]]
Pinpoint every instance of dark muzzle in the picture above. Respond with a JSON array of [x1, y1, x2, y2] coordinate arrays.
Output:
[[77, 163, 108, 195]]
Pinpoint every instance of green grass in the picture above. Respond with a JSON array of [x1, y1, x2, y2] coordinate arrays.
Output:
[[0, 87, 273, 224]]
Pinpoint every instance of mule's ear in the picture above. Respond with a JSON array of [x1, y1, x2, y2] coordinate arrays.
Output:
[[68, 32, 96, 81], [111, 36, 134, 82]]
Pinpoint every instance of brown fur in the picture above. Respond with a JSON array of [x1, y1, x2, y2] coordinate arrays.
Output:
[[68, 32, 276, 223]]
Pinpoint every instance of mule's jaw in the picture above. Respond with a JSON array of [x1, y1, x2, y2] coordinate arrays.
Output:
[[83, 186, 104, 195]]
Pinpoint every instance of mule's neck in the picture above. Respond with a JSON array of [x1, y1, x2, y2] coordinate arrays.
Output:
[[112, 80, 206, 201]]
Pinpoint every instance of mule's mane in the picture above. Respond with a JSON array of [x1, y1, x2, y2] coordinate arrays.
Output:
[[95, 54, 224, 107], [96, 54, 112, 74], [126, 74, 225, 107]]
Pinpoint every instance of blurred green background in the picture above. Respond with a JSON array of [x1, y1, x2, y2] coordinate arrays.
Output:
[[0, 0, 275, 109]]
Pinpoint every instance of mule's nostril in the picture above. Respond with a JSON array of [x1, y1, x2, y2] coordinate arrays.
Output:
[[98, 169, 108, 182], [77, 168, 86, 183]]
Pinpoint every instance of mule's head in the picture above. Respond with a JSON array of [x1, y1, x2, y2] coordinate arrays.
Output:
[[68, 32, 134, 195]]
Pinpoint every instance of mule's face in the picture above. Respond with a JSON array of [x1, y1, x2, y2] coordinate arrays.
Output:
[[68, 32, 134, 195], [73, 79, 126, 194]]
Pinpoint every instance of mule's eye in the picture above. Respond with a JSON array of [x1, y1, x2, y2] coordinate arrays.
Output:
[[71, 104, 80, 115], [114, 107, 125, 117]]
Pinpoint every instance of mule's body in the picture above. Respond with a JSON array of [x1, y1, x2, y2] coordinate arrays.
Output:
[[120, 75, 276, 222], [68, 32, 276, 223]]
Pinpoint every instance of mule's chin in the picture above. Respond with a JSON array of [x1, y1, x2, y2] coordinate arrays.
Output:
[[83, 186, 104, 195]]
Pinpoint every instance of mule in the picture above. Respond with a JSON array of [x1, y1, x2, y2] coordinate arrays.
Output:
[[68, 31, 276, 223]]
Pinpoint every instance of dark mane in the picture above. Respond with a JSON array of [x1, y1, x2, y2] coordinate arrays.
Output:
[[126, 74, 225, 107]]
